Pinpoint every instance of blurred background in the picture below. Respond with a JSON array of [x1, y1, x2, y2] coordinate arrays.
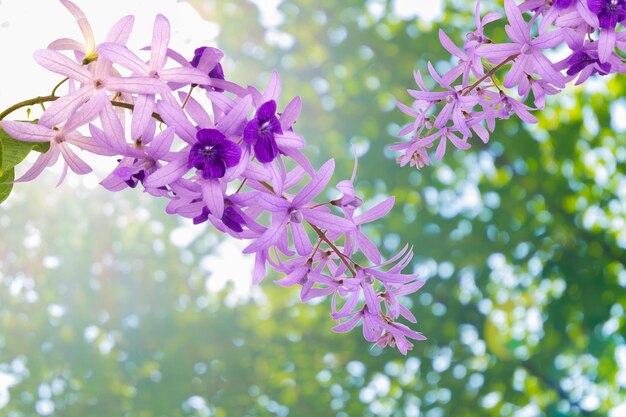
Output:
[[1, 0, 626, 416]]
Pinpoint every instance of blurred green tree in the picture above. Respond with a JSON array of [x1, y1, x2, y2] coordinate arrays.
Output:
[[0, 1, 624, 416]]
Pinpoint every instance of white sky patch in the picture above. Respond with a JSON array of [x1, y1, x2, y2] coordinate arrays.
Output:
[[0, 0, 218, 110], [392, 0, 444, 22], [201, 240, 254, 306], [247, 0, 284, 28]]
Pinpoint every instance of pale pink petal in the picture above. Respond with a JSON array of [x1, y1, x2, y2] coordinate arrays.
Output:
[[104, 77, 165, 94], [261, 71, 281, 104], [504, 0, 529, 44], [301, 208, 353, 231], [291, 222, 313, 256], [143, 154, 188, 187], [217, 95, 253, 138], [48, 38, 86, 53], [14, 146, 60, 182], [354, 197, 395, 225], [252, 252, 267, 285], [63, 93, 107, 132], [275, 266, 308, 287], [243, 214, 289, 254], [39, 86, 94, 127], [475, 43, 521, 62], [105, 15, 135, 44], [1, 121, 53, 142], [98, 100, 128, 153], [598, 29, 616, 63], [33, 49, 91, 83], [155, 101, 197, 144], [60, 0, 94, 49], [148, 127, 175, 160], [66, 132, 115, 156], [532, 30, 564, 50], [97, 43, 148, 75], [332, 312, 363, 333], [275, 131, 305, 149], [131, 94, 155, 140], [355, 230, 382, 264], [439, 29, 465, 58], [177, 93, 213, 128], [293, 159, 335, 206], [59, 142, 91, 175], [149, 14, 171, 72], [503, 55, 529, 88], [279, 96, 301, 130], [201, 179, 224, 218], [160, 67, 210, 85]]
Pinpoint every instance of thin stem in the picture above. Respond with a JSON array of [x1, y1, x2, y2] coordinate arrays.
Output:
[[51, 77, 69, 97], [110, 101, 164, 123], [462, 54, 519, 96], [235, 178, 248, 194], [0, 95, 164, 124], [0, 95, 58, 121], [258, 180, 357, 277], [307, 238, 324, 263], [308, 223, 357, 276], [181, 85, 195, 109]]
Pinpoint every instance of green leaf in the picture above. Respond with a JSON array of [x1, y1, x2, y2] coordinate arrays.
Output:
[[0, 124, 50, 204], [0, 126, 50, 176], [0, 167, 15, 205]]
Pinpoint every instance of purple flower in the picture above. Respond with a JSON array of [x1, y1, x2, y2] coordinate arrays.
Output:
[[244, 100, 283, 163], [588, 0, 626, 28], [554, 0, 576, 8], [566, 49, 611, 76], [193, 205, 246, 233], [1, 95, 110, 183], [190, 46, 225, 92], [476, 0, 565, 88], [188, 128, 241, 179]]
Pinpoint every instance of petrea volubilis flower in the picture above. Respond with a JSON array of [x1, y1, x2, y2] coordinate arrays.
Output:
[[0, 0, 428, 355], [395, 0, 626, 168], [243, 100, 283, 163], [190, 46, 225, 92], [588, 0, 626, 28], [188, 128, 241, 179]]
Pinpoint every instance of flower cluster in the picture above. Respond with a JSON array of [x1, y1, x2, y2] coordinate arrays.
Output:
[[394, 0, 626, 168], [0, 1, 425, 354]]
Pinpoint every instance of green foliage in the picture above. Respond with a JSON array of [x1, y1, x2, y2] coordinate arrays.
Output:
[[1, 1, 625, 416], [0, 126, 50, 204]]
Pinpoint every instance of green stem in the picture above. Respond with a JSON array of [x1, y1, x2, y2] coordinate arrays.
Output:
[[0, 95, 164, 124], [461, 54, 519, 96], [0, 95, 58, 121]]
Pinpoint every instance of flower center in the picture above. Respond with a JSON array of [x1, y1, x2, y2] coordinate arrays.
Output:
[[201, 145, 214, 158], [445, 95, 455, 104], [289, 208, 303, 223], [54, 134, 65, 144], [93, 79, 104, 89], [259, 120, 271, 133], [610, 0, 619, 10], [521, 44, 532, 55], [364, 274, 375, 285]]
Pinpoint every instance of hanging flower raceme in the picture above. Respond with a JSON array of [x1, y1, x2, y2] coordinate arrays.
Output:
[[0, 0, 426, 354], [394, 0, 626, 169]]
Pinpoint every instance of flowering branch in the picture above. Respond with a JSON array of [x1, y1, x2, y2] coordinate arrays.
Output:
[[394, 0, 626, 169], [0, 0, 426, 354]]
